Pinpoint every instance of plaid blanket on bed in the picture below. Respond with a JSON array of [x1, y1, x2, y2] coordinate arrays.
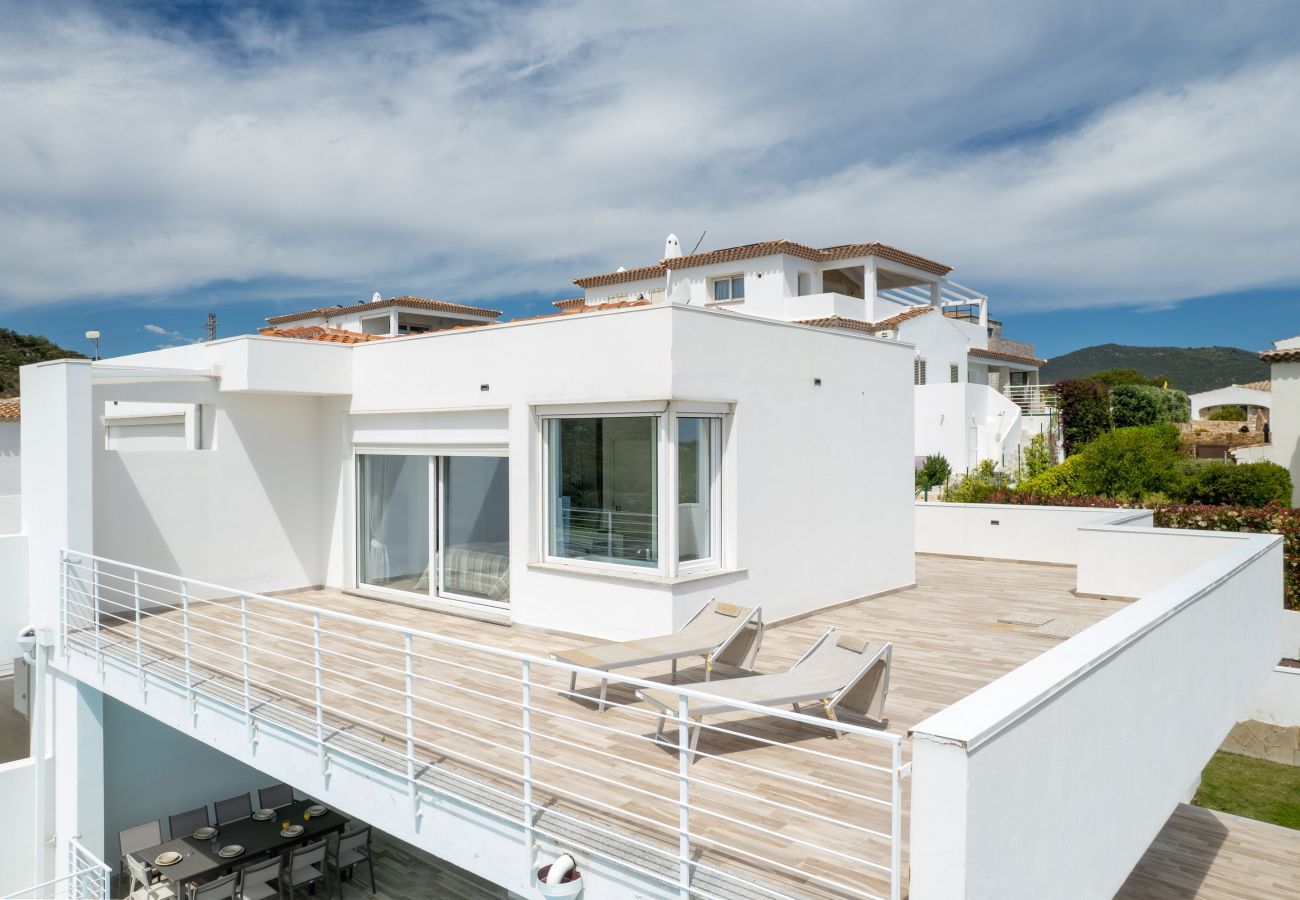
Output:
[[443, 542, 510, 601]]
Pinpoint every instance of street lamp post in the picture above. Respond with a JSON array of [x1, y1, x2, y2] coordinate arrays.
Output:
[[85, 330, 100, 361]]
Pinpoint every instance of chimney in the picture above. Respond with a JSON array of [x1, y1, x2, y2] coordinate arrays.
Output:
[[664, 233, 682, 259]]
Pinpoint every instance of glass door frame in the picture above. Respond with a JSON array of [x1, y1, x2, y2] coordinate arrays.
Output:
[[354, 449, 510, 612]]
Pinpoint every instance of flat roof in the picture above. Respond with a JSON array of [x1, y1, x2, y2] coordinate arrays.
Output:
[[267, 295, 503, 326]]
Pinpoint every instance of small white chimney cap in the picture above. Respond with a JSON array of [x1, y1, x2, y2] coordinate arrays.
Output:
[[616, 266, 627, 272], [372, 292, 382, 303], [664, 233, 682, 259]]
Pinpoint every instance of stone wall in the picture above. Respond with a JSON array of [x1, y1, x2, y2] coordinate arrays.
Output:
[[1221, 720, 1300, 766]]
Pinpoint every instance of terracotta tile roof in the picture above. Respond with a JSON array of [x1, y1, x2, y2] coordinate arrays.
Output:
[[266, 295, 503, 326], [513, 299, 652, 323], [866, 306, 935, 332], [1237, 380, 1271, 392], [258, 326, 390, 344], [574, 240, 951, 288], [0, 397, 19, 421], [1260, 347, 1300, 363], [794, 316, 879, 335], [572, 264, 667, 289], [968, 346, 1046, 366], [551, 297, 587, 311]]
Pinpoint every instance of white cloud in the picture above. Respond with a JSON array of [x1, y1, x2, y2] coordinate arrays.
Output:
[[0, 1, 1297, 313], [143, 323, 167, 334]]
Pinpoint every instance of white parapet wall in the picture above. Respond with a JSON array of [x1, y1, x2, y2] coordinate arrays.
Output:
[[0, 758, 38, 895], [916, 501, 1151, 565], [909, 510, 1283, 900]]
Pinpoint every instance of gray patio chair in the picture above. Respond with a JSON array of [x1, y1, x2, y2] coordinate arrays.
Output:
[[637, 627, 892, 757], [214, 792, 252, 825], [550, 601, 764, 711], [168, 805, 210, 839], [327, 825, 375, 893], [257, 782, 294, 810], [283, 838, 329, 899], [188, 871, 237, 900], [235, 854, 281, 900], [119, 819, 162, 893], [126, 853, 175, 900]]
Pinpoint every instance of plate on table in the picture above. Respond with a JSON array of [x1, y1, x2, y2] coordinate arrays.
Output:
[[252, 809, 275, 821], [154, 851, 182, 867], [218, 844, 244, 859], [193, 826, 217, 840], [280, 824, 305, 838], [305, 805, 327, 817]]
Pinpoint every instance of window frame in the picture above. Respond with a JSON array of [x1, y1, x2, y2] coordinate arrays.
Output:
[[710, 274, 746, 303], [539, 405, 727, 578]]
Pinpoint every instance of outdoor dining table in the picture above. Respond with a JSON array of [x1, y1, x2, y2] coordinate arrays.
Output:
[[131, 799, 349, 890]]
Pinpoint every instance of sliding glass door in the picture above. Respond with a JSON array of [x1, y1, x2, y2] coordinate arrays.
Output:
[[357, 453, 510, 609]]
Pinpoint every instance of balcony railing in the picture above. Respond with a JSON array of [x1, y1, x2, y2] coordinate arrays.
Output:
[[58, 551, 905, 900], [1, 838, 110, 900], [1002, 384, 1056, 414]]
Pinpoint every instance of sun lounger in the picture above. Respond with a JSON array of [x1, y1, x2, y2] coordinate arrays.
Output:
[[550, 601, 764, 711], [636, 628, 891, 754]]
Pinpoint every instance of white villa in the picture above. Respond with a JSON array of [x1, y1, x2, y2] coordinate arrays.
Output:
[[1235, 335, 1300, 505], [570, 236, 1050, 471], [1188, 381, 1272, 422], [0, 245, 1291, 900]]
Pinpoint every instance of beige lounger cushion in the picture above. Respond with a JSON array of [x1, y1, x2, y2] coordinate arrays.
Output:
[[551, 602, 759, 673]]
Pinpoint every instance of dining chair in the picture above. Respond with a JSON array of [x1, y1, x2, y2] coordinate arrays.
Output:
[[234, 854, 281, 900], [126, 853, 175, 900], [257, 782, 294, 810], [282, 838, 329, 899], [327, 825, 375, 893], [188, 871, 237, 900], [119, 819, 162, 893], [169, 806, 211, 839], [214, 792, 253, 825]]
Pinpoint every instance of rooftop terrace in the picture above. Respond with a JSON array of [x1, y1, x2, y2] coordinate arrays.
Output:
[[77, 553, 1126, 898]]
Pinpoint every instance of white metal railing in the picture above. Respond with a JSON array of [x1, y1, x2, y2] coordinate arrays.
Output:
[[1001, 384, 1057, 414], [557, 506, 658, 564], [2, 838, 111, 900], [877, 279, 988, 318], [58, 551, 905, 900]]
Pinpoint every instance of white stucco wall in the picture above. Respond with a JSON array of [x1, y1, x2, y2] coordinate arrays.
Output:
[[1270, 358, 1300, 505], [909, 523, 1282, 900], [1188, 384, 1271, 419], [0, 534, 28, 660], [915, 502, 1151, 565], [898, 312, 969, 387], [0, 758, 39, 895], [914, 383, 1023, 471]]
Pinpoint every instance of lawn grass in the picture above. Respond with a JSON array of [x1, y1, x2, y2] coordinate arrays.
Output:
[[1194, 751, 1300, 829]]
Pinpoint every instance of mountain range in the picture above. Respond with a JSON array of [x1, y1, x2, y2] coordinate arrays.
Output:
[[1040, 343, 1269, 393]]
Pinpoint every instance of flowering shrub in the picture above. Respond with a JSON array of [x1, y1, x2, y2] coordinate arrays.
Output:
[[1154, 504, 1300, 609], [982, 489, 1128, 508]]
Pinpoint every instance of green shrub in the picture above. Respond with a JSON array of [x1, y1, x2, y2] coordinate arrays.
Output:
[[1020, 433, 1055, 480], [944, 459, 1004, 503], [1208, 405, 1247, 422], [1181, 462, 1293, 507], [1056, 380, 1112, 456], [1083, 368, 1171, 388], [1112, 384, 1190, 427], [1071, 424, 1184, 501], [915, 454, 951, 494], [1017, 455, 1085, 496]]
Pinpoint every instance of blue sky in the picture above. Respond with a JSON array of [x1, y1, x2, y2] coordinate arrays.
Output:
[[1, 0, 1298, 359]]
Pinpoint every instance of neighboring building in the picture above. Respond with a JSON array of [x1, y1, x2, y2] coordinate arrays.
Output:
[[571, 236, 1049, 471], [1235, 336, 1300, 505], [0, 253, 1289, 900], [264, 293, 503, 336], [1188, 381, 1271, 421], [0, 397, 18, 495]]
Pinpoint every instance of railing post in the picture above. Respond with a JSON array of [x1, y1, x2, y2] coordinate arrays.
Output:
[[891, 739, 903, 900], [59, 552, 68, 658], [521, 659, 534, 866], [405, 633, 417, 823], [241, 595, 252, 743], [134, 569, 145, 695], [676, 691, 691, 898], [182, 581, 194, 721], [92, 557, 102, 673], [313, 612, 325, 775]]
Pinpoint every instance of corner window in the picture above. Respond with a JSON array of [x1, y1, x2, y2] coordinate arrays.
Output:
[[677, 417, 720, 566], [914, 358, 927, 386], [547, 417, 659, 568], [711, 275, 745, 302]]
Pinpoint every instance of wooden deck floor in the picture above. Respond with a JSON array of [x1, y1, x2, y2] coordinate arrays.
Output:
[[1118, 804, 1300, 899], [90, 555, 1126, 898]]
